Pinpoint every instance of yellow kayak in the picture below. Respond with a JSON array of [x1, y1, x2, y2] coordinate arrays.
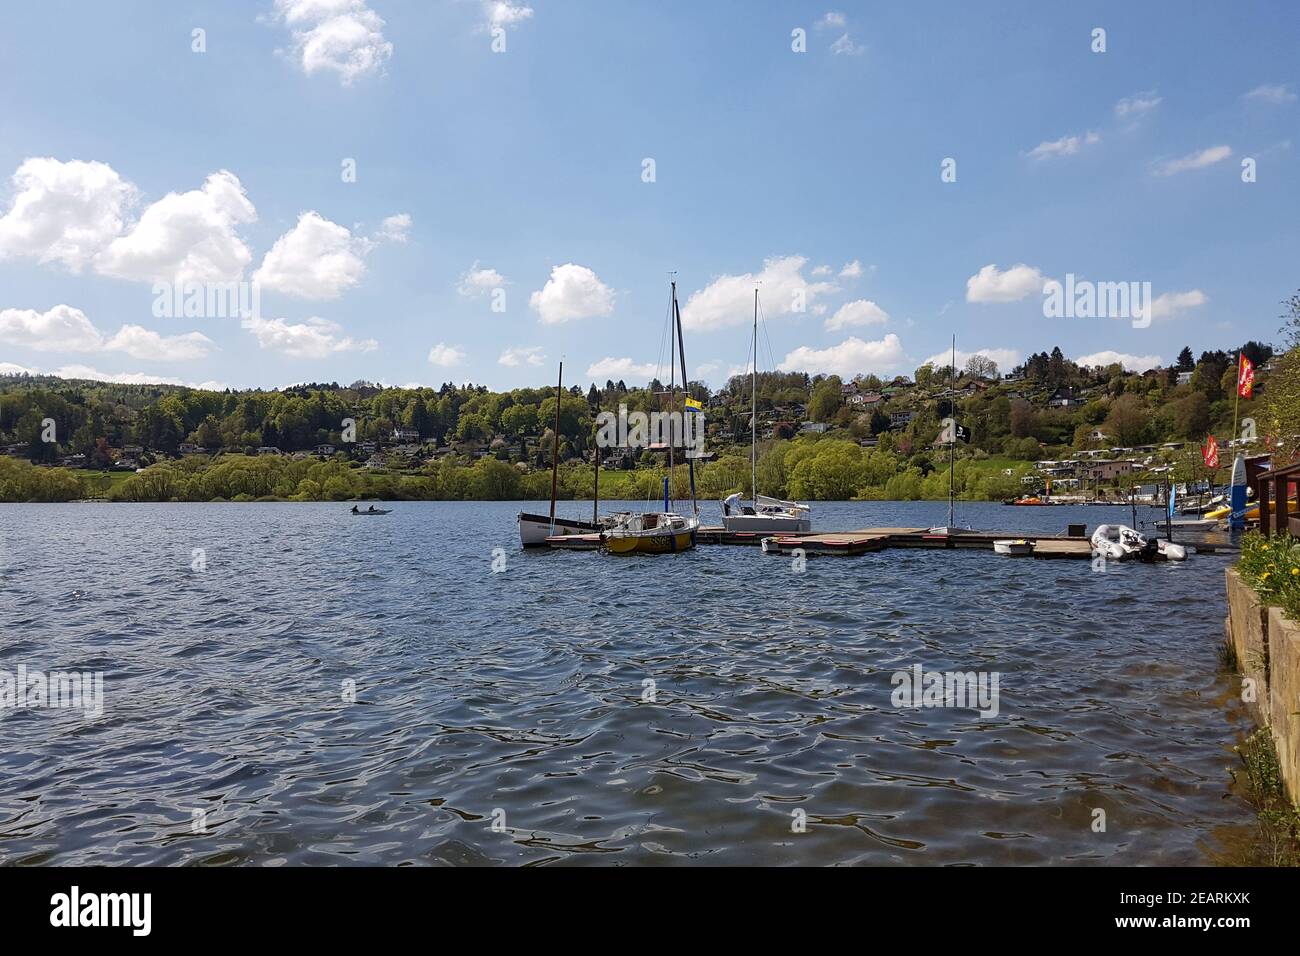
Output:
[[1204, 499, 1294, 520]]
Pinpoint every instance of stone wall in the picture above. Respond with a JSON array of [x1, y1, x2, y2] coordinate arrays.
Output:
[[1225, 567, 1300, 804]]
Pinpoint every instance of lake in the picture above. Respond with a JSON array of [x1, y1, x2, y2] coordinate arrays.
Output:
[[0, 499, 1257, 865]]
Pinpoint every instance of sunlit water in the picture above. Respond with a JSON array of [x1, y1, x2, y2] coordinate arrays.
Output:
[[0, 500, 1257, 865]]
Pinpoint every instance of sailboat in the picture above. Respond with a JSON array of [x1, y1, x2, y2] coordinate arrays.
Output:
[[602, 278, 701, 555], [720, 289, 812, 533], [517, 361, 606, 546], [928, 335, 971, 536]]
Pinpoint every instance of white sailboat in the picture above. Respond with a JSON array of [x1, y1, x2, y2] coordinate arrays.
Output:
[[720, 288, 812, 534], [601, 278, 701, 555], [517, 360, 608, 546]]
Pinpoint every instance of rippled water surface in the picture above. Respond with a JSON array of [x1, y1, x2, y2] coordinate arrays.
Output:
[[0, 500, 1257, 865]]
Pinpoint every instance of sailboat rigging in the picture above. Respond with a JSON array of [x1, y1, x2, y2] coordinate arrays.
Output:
[[602, 278, 701, 554], [720, 288, 812, 533]]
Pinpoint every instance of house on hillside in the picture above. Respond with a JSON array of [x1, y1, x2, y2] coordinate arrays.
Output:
[[800, 422, 830, 435], [392, 426, 420, 442], [889, 410, 914, 429], [1047, 387, 1084, 408], [1177, 371, 1194, 386]]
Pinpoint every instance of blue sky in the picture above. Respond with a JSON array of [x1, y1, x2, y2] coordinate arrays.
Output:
[[0, 1, 1296, 391]]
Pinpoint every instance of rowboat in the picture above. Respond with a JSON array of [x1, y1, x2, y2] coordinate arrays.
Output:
[[993, 539, 1033, 555]]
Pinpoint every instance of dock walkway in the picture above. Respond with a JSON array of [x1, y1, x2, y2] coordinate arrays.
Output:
[[545, 526, 1099, 558]]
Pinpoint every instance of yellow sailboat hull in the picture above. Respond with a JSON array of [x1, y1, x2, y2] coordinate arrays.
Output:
[[603, 529, 696, 554]]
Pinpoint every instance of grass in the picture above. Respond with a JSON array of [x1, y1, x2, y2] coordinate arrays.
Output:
[[1229, 729, 1300, 866]]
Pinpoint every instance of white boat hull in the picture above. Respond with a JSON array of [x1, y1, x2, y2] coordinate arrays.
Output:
[[722, 513, 812, 533], [517, 512, 601, 547]]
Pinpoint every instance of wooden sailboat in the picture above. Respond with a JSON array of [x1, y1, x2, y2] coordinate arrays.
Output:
[[517, 361, 604, 546], [720, 288, 812, 533], [602, 278, 700, 555]]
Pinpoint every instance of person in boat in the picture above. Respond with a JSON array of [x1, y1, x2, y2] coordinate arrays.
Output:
[[723, 492, 742, 517], [351, 505, 359, 514], [367, 505, 377, 513]]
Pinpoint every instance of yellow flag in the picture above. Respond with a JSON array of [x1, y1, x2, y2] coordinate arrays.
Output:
[[684, 397, 703, 412]]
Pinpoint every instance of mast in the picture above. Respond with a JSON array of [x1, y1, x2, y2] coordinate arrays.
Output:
[[668, 279, 676, 509], [548, 360, 562, 532], [752, 288, 758, 507], [673, 284, 698, 516], [592, 438, 600, 524], [948, 334, 956, 529]]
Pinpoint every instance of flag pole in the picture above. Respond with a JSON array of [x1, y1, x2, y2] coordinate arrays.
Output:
[[1233, 347, 1242, 444]]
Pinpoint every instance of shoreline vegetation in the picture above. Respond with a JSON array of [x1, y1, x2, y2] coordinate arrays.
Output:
[[2, 314, 1296, 505]]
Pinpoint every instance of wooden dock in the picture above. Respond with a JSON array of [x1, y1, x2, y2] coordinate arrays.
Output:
[[758, 528, 1094, 559], [545, 526, 1099, 558]]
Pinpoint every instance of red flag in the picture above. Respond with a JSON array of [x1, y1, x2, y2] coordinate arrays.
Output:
[[1203, 434, 1219, 469], [1238, 354, 1255, 398]]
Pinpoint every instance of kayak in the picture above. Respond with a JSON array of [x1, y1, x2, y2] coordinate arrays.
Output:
[[352, 509, 392, 515], [1202, 499, 1292, 520]]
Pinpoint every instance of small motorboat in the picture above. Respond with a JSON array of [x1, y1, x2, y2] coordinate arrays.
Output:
[[1090, 524, 1186, 562], [993, 539, 1034, 556]]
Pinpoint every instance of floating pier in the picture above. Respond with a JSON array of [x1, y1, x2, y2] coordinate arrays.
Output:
[[545, 526, 1103, 558]]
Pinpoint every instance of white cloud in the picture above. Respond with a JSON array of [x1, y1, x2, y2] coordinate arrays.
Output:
[[482, 1, 533, 30], [965, 263, 1045, 303], [498, 345, 545, 367], [0, 158, 136, 272], [253, 211, 368, 299], [529, 263, 615, 324], [829, 34, 863, 55], [811, 264, 832, 276], [427, 342, 465, 367], [0, 304, 104, 352], [1115, 91, 1162, 119], [1154, 145, 1232, 176], [0, 361, 223, 388], [274, 0, 393, 84], [682, 255, 836, 331], [1027, 131, 1100, 160], [777, 334, 905, 378], [243, 315, 378, 358], [103, 325, 214, 362], [923, 347, 1022, 371], [1074, 350, 1163, 372], [1150, 289, 1207, 320], [817, 12, 846, 29], [0, 304, 213, 361], [375, 212, 411, 243], [95, 171, 256, 284], [458, 261, 507, 297], [586, 356, 659, 381], [839, 259, 864, 279], [825, 298, 889, 331], [1244, 84, 1296, 105]]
